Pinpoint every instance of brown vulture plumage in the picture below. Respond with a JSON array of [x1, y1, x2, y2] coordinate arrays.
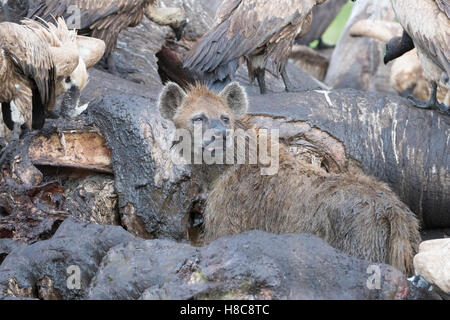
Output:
[[0, 17, 105, 139], [183, 0, 330, 94], [387, 0, 450, 113], [0, 21, 56, 136], [27, 0, 158, 74]]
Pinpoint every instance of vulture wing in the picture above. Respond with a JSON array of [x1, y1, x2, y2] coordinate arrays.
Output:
[[0, 23, 56, 114], [184, 0, 316, 80], [436, 0, 450, 19], [28, 0, 145, 30], [399, 0, 450, 77]]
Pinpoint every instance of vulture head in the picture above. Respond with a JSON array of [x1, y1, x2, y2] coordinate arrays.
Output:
[[144, 4, 187, 41], [384, 36, 404, 65], [384, 31, 415, 65], [22, 18, 105, 118], [59, 35, 105, 118]]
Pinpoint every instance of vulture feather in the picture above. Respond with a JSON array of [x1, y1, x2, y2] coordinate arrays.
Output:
[[27, 0, 186, 74], [184, 0, 329, 94], [0, 21, 56, 132]]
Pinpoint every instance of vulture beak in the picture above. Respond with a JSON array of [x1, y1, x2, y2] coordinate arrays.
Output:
[[59, 59, 87, 119], [383, 50, 391, 65], [59, 37, 105, 119], [173, 19, 188, 41], [60, 80, 83, 119], [384, 37, 401, 65], [384, 31, 415, 65]]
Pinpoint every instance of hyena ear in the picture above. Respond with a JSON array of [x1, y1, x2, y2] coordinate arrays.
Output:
[[220, 82, 248, 118], [158, 82, 187, 120]]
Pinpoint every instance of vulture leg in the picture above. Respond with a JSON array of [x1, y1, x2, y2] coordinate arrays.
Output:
[[317, 39, 335, 50], [2, 102, 14, 131], [2, 1, 11, 22], [2, 101, 26, 139], [106, 54, 119, 75], [31, 88, 46, 130], [255, 68, 267, 94], [407, 82, 449, 115], [281, 67, 295, 92], [10, 123, 22, 141]]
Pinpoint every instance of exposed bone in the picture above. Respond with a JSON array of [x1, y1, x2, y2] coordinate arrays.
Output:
[[28, 131, 112, 174]]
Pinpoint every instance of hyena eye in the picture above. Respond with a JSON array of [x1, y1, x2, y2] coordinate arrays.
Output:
[[221, 115, 230, 124], [65, 77, 71, 83], [192, 115, 205, 123]]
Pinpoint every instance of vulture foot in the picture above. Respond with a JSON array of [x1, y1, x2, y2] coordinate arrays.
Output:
[[407, 82, 450, 115]]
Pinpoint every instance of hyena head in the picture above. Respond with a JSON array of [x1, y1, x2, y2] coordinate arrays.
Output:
[[158, 82, 248, 161]]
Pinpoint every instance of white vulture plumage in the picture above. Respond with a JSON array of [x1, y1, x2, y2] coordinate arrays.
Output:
[[386, 0, 450, 114]]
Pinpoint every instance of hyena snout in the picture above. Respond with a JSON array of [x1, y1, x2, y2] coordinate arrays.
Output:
[[211, 120, 230, 141], [199, 119, 232, 151]]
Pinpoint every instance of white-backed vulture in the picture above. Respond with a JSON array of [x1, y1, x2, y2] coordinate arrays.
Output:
[[28, 0, 186, 74], [0, 18, 105, 140], [386, 0, 450, 114], [350, 19, 449, 105], [22, 18, 106, 119], [184, 0, 335, 94]]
